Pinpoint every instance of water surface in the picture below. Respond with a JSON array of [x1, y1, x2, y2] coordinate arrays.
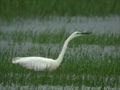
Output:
[[0, 16, 120, 34]]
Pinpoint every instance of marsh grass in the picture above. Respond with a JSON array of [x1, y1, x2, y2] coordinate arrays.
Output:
[[0, 54, 119, 87], [0, 0, 120, 19], [0, 30, 120, 45], [0, 30, 120, 88]]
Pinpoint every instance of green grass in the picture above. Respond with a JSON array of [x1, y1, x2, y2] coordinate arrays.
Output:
[[0, 30, 120, 45], [0, 0, 120, 19], [0, 30, 120, 88], [0, 53, 120, 86]]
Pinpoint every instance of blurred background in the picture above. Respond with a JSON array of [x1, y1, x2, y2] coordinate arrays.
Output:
[[0, 0, 120, 17], [0, 0, 120, 33]]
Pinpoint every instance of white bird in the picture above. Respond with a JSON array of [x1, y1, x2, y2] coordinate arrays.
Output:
[[12, 31, 90, 71]]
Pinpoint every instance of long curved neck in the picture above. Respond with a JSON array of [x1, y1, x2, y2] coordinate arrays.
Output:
[[56, 35, 74, 65]]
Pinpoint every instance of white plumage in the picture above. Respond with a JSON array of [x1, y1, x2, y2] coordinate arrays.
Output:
[[12, 57, 57, 71], [12, 31, 90, 71]]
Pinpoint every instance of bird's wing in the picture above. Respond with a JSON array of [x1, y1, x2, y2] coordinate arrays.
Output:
[[12, 57, 53, 71], [31, 60, 49, 71]]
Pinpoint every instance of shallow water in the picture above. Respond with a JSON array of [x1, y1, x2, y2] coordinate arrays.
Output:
[[0, 16, 120, 34], [0, 16, 119, 89]]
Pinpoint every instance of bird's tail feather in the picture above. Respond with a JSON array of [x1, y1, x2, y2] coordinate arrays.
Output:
[[12, 57, 21, 64]]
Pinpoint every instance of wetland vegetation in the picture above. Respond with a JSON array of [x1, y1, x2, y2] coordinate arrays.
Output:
[[0, 0, 120, 89], [0, 30, 120, 89]]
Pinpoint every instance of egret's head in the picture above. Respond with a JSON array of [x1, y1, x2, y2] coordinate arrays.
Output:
[[72, 31, 91, 38]]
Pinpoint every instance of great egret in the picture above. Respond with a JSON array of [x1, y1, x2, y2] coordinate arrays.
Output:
[[12, 31, 90, 71]]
